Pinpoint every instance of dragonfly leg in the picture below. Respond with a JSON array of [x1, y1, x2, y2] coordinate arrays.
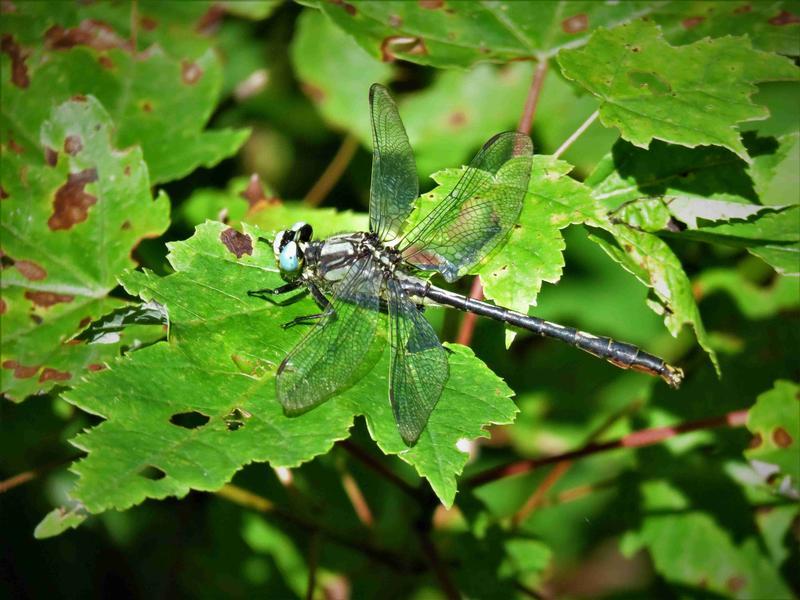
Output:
[[281, 313, 326, 329], [308, 281, 331, 311], [248, 281, 303, 299]]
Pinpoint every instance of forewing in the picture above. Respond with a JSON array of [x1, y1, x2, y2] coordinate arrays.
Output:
[[369, 83, 419, 241], [277, 258, 384, 415], [387, 279, 449, 446], [400, 132, 533, 282]]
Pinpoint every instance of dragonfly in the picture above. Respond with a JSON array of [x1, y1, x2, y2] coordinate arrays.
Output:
[[250, 84, 683, 446]]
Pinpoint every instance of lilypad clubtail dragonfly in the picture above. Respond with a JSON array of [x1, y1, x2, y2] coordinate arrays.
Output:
[[250, 84, 683, 446]]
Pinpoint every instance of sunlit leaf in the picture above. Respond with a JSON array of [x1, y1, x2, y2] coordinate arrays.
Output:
[[745, 380, 800, 484], [1, 96, 169, 401], [316, 0, 659, 67], [588, 226, 719, 372], [558, 19, 799, 160], [0, 3, 249, 184]]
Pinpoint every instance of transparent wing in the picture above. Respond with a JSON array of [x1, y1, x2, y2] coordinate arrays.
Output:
[[387, 278, 449, 446], [369, 83, 419, 241], [399, 132, 533, 282], [277, 258, 384, 415]]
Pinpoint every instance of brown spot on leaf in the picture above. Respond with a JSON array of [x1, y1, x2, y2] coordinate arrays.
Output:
[[241, 173, 266, 207], [24, 290, 74, 307], [331, 0, 356, 15], [45, 19, 130, 51], [48, 168, 99, 231], [726, 576, 746, 593], [98, 54, 114, 69], [72, 94, 88, 102], [768, 10, 800, 25], [389, 14, 403, 27], [121, 220, 131, 230], [181, 60, 203, 85], [124, 165, 131, 176], [1, 34, 30, 88], [773, 427, 793, 448], [1, 0, 17, 14], [419, 0, 444, 8], [30, 313, 43, 325], [300, 82, 325, 103], [0, 186, 8, 200], [0, 298, 5, 314], [7, 136, 24, 154], [448, 111, 468, 127], [220, 228, 253, 258], [140, 16, 157, 30], [16, 260, 47, 281], [381, 36, 428, 62], [141, 100, 153, 112], [45, 146, 58, 166], [196, 4, 225, 34], [87, 363, 106, 372], [562, 14, 588, 34], [2, 360, 40, 379], [733, 4, 751, 14], [39, 367, 71, 382], [681, 16, 705, 29], [79, 316, 92, 328], [64, 135, 83, 156]]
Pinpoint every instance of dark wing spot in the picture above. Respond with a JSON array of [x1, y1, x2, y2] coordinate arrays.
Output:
[[39, 367, 71, 382], [562, 14, 588, 34], [137, 465, 166, 481], [48, 168, 99, 231], [15, 260, 47, 281], [381, 36, 428, 62], [220, 228, 253, 258], [170, 411, 210, 429], [768, 10, 800, 25], [181, 60, 203, 85], [44, 19, 130, 51], [0, 34, 29, 88], [681, 16, 705, 29], [773, 427, 793, 448], [64, 135, 83, 156], [2, 360, 40, 379], [24, 290, 74, 307]]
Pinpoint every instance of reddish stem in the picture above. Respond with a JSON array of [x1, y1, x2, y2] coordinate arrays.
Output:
[[466, 409, 749, 488]]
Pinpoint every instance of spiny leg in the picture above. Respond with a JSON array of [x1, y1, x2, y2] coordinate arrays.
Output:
[[248, 281, 303, 299], [282, 283, 332, 329]]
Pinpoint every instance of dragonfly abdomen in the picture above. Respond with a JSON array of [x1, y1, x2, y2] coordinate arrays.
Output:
[[414, 283, 684, 388]]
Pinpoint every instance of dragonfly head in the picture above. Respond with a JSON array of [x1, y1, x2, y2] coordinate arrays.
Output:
[[273, 221, 313, 281]]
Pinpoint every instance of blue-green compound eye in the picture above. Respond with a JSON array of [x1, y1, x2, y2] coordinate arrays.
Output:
[[279, 241, 300, 273]]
